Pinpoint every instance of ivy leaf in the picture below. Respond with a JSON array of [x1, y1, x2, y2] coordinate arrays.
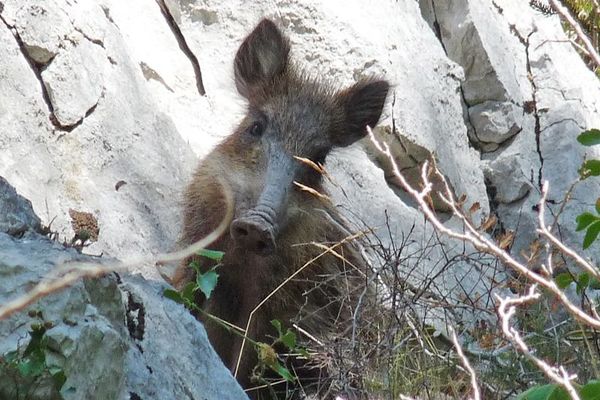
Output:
[[196, 269, 219, 300], [577, 213, 599, 231], [554, 272, 574, 289], [516, 384, 568, 400], [584, 221, 600, 249], [163, 289, 184, 304], [577, 129, 600, 146], [197, 249, 225, 262], [581, 380, 600, 400], [280, 330, 297, 351]]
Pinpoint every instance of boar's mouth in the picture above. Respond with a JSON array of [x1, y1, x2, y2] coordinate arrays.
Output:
[[230, 142, 296, 256]]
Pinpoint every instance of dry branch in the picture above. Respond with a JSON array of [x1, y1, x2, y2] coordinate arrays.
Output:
[[0, 179, 234, 321], [549, 0, 600, 67]]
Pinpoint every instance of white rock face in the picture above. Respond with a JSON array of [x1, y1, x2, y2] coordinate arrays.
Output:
[[0, 0, 197, 266], [0, 180, 248, 400], [1, 0, 599, 392]]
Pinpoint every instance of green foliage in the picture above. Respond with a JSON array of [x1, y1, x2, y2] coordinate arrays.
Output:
[[0, 313, 68, 399], [514, 128, 600, 400], [516, 381, 600, 400], [252, 320, 307, 383], [575, 130, 600, 249], [577, 129, 600, 147], [164, 250, 303, 387]]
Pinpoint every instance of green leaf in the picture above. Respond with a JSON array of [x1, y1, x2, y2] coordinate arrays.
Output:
[[270, 360, 295, 382], [197, 249, 225, 262], [584, 221, 600, 249], [589, 277, 600, 290], [50, 368, 67, 390], [189, 260, 202, 273], [196, 270, 219, 299], [516, 384, 568, 400], [581, 380, 600, 400], [577, 213, 599, 231], [577, 129, 600, 146], [596, 198, 600, 215], [583, 160, 600, 177], [18, 354, 45, 377], [577, 272, 591, 295], [163, 289, 184, 304], [280, 330, 297, 350], [554, 272, 574, 289], [181, 281, 197, 304], [271, 320, 283, 336]]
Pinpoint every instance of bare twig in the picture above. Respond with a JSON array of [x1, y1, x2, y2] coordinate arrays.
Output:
[[367, 126, 600, 329], [549, 0, 600, 67], [0, 180, 234, 321], [537, 182, 599, 280], [496, 287, 580, 400], [234, 231, 367, 377], [449, 327, 481, 400]]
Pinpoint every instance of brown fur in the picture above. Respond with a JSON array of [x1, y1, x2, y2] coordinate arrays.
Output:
[[173, 19, 389, 398]]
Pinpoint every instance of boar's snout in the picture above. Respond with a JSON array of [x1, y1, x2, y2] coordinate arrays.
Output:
[[231, 214, 276, 255]]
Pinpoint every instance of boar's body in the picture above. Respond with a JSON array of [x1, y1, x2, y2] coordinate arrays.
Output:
[[174, 19, 389, 396]]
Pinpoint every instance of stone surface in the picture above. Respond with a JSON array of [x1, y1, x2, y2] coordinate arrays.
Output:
[[12, 0, 72, 64], [0, 179, 247, 400], [0, 176, 41, 235], [1, 0, 600, 395], [469, 100, 523, 150], [41, 37, 107, 127], [0, 0, 197, 267]]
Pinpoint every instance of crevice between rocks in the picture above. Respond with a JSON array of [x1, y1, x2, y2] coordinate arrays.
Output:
[[428, 0, 479, 150], [155, 0, 206, 96], [0, 10, 100, 132], [510, 25, 544, 190]]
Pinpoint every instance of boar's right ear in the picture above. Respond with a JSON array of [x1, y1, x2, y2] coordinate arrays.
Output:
[[333, 79, 390, 147], [234, 19, 290, 100]]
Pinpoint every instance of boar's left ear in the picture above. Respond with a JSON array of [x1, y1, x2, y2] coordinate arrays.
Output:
[[333, 79, 390, 147], [234, 19, 290, 100]]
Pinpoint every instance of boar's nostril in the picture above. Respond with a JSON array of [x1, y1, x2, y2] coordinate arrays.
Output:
[[231, 217, 275, 255], [234, 226, 249, 237]]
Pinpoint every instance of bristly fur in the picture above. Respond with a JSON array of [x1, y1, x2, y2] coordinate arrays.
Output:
[[173, 18, 389, 399]]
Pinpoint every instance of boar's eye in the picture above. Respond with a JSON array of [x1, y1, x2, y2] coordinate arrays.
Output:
[[247, 120, 264, 137]]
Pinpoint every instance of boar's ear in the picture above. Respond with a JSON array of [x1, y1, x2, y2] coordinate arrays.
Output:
[[333, 79, 390, 147], [234, 19, 290, 99]]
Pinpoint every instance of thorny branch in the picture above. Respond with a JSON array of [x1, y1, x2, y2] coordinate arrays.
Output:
[[367, 126, 598, 398]]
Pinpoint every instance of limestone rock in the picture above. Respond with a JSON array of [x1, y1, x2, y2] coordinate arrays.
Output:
[[0, 179, 247, 400], [0, 176, 41, 235]]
